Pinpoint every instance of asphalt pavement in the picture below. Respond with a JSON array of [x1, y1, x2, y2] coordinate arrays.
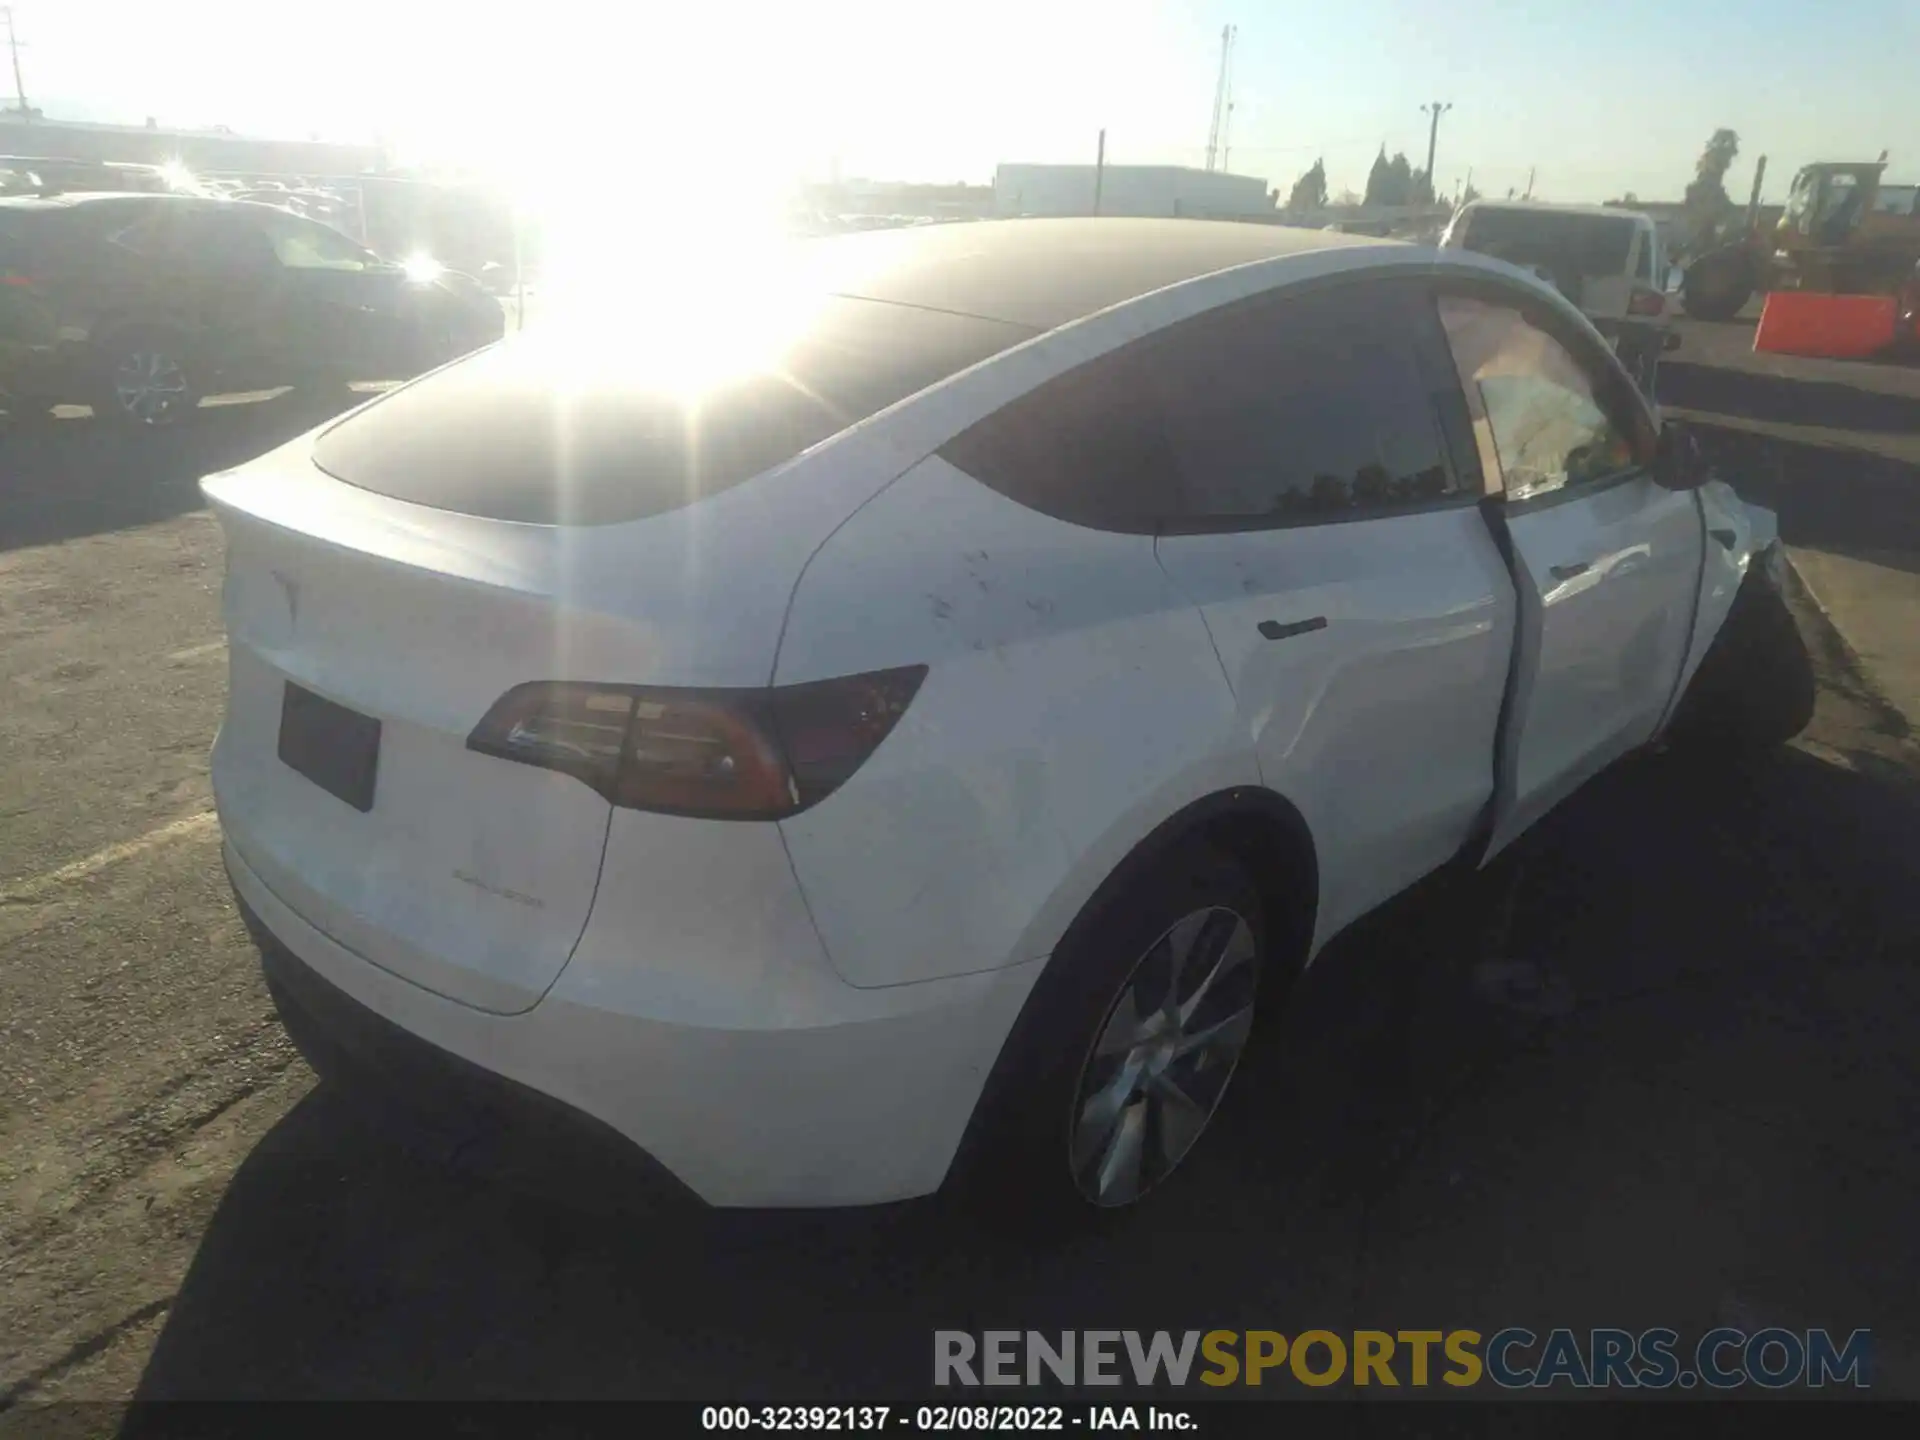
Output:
[[2, 326, 1919, 1411]]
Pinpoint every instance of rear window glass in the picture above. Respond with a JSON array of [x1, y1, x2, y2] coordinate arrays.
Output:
[[1458, 208, 1637, 278], [1874, 185, 1918, 217], [312, 296, 1030, 525], [1, 199, 155, 253]]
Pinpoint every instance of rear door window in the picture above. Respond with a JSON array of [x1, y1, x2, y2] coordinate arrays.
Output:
[[1151, 280, 1465, 525], [941, 277, 1468, 532], [248, 209, 374, 271]]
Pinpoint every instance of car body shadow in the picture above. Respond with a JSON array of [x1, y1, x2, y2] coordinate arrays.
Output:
[[130, 727, 1920, 1400]]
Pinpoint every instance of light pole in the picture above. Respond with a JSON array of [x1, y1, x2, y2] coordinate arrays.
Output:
[[1421, 101, 1452, 200], [3, 6, 29, 118]]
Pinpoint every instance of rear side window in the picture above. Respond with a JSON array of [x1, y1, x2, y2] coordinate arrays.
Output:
[[1633, 229, 1655, 283], [3, 205, 147, 276], [936, 338, 1184, 533], [1457, 208, 1636, 277], [313, 296, 1029, 525], [941, 277, 1466, 532]]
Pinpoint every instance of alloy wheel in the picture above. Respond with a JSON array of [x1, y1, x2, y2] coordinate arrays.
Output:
[[1068, 904, 1260, 1207], [112, 350, 191, 425]]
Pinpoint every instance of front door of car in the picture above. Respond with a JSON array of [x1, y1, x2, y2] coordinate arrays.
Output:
[[1146, 277, 1515, 945], [1433, 290, 1702, 859], [244, 209, 420, 382]]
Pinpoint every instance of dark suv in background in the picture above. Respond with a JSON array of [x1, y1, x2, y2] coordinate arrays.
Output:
[[0, 192, 505, 427]]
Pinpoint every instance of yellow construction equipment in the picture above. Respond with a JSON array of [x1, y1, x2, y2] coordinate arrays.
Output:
[[1683, 155, 1920, 320]]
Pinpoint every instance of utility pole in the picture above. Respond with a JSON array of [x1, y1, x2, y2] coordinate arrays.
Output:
[[3, 7, 28, 119], [1421, 100, 1451, 199], [1093, 129, 1106, 215], [1524, 166, 1536, 199], [1205, 24, 1236, 172]]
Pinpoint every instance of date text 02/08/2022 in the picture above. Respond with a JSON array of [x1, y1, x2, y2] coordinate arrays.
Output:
[[701, 1406, 1195, 1431]]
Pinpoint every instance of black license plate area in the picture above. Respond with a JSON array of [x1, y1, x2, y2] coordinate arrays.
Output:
[[277, 682, 381, 813]]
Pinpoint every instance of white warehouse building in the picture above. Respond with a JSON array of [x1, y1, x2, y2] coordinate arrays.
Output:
[[993, 164, 1276, 220]]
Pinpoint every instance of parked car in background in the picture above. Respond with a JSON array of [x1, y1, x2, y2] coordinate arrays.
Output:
[[0, 161, 39, 197], [0, 192, 504, 426], [207, 219, 1807, 1223], [0, 213, 59, 421], [1441, 200, 1676, 396], [0, 156, 213, 198]]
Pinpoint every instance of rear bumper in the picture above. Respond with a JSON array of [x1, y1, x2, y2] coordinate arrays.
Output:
[[226, 838, 1043, 1207], [243, 882, 700, 1207]]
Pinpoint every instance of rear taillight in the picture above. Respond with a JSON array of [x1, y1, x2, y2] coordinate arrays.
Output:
[[1628, 288, 1666, 317], [467, 666, 927, 820]]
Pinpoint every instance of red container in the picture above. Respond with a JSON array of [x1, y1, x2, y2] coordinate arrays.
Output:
[[1753, 291, 1898, 359]]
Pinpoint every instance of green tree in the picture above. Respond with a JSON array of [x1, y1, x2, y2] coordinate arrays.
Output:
[[1387, 151, 1414, 202], [1286, 158, 1328, 212], [1684, 128, 1740, 214], [1363, 147, 1392, 206], [1364, 148, 1424, 206]]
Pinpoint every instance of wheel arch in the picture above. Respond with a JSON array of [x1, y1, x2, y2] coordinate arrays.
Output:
[[1078, 786, 1321, 980], [1006, 783, 1322, 1047], [943, 783, 1320, 1201]]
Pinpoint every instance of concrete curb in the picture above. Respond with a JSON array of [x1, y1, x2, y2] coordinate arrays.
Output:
[[1782, 547, 1916, 735]]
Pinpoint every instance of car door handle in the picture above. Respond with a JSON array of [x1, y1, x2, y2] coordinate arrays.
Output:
[[1710, 527, 1737, 550], [1257, 617, 1328, 642], [1549, 562, 1591, 580]]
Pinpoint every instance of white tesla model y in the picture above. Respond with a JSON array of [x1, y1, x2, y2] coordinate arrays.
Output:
[[207, 219, 1805, 1216]]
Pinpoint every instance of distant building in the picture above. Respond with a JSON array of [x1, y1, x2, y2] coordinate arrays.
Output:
[[798, 178, 996, 221], [994, 164, 1274, 220], [0, 115, 381, 177]]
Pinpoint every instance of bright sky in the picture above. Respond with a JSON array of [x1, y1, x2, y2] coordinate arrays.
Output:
[[12, 0, 1918, 205]]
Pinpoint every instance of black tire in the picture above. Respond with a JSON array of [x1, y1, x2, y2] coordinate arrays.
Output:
[[92, 326, 202, 429], [1665, 555, 1816, 757], [951, 842, 1274, 1235], [1681, 261, 1754, 322]]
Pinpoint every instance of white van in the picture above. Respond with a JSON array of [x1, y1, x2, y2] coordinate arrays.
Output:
[[1440, 200, 1676, 396]]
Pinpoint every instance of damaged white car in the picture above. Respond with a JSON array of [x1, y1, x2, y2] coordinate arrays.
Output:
[[205, 220, 1810, 1222]]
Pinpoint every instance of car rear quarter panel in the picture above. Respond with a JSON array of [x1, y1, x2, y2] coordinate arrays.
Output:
[[773, 455, 1258, 989]]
